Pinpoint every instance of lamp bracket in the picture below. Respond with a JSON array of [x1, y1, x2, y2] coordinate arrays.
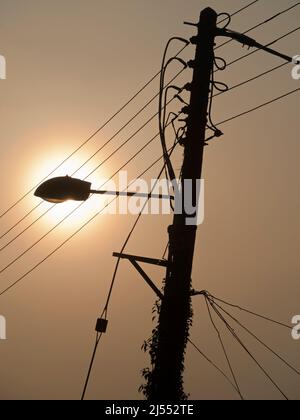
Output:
[[112, 252, 165, 299]]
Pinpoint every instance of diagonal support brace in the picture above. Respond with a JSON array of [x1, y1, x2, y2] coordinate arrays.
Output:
[[113, 252, 164, 299]]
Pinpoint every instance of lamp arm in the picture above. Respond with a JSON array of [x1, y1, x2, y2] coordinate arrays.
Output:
[[90, 190, 174, 200]]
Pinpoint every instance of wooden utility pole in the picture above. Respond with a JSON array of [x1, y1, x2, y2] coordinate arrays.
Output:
[[148, 7, 218, 400]]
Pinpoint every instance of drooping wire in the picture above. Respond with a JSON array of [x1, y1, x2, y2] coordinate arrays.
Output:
[[187, 338, 241, 397], [194, 290, 297, 376], [206, 297, 289, 400], [205, 54, 227, 138], [217, 13, 231, 29], [207, 293, 292, 330], [160, 113, 186, 256], [162, 111, 187, 211], [204, 297, 244, 400], [212, 299, 300, 378], [158, 38, 189, 185]]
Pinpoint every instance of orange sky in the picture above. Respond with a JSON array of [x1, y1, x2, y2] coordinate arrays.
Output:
[[0, 0, 300, 400]]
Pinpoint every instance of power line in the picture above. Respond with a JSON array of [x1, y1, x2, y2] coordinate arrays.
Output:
[[204, 297, 244, 400], [1, 85, 298, 294], [82, 120, 197, 398], [0, 68, 186, 243], [218, 0, 260, 24], [208, 293, 292, 330], [1, 9, 298, 293], [68, 1, 300, 395], [187, 338, 241, 397], [2, 13, 296, 245], [213, 61, 288, 98], [215, 2, 300, 51], [82, 140, 240, 400], [83, 145, 178, 399], [2, 5, 286, 275], [80, 330, 104, 401], [158, 39, 188, 185], [0, 0, 262, 226], [0, 204, 44, 242], [1, 2, 292, 400], [0, 46, 189, 220], [0, 92, 183, 251], [213, 300, 300, 378], [208, 300, 289, 400], [217, 88, 300, 127], [82, 123, 191, 398], [5, 55, 297, 251], [194, 286, 296, 396], [0, 137, 179, 297], [0, 119, 178, 276], [2, 49, 297, 252], [2, 41, 294, 248]]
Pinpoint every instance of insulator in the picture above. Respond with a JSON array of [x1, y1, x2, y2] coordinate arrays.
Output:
[[187, 60, 195, 69], [179, 136, 187, 147], [214, 129, 223, 138], [95, 318, 108, 333], [190, 35, 200, 45], [183, 82, 192, 92], [181, 106, 190, 115]]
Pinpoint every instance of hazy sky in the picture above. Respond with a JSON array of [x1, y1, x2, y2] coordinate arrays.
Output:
[[0, 0, 299, 400]]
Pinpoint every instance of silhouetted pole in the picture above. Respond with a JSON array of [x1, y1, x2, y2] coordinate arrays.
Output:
[[148, 8, 218, 400]]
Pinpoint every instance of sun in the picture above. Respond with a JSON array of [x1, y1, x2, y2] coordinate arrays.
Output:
[[28, 148, 109, 230]]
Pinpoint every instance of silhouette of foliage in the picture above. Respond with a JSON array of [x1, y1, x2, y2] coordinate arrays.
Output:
[[139, 288, 193, 400]]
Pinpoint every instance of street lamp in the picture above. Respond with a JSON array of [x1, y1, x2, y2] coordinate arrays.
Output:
[[34, 175, 172, 203]]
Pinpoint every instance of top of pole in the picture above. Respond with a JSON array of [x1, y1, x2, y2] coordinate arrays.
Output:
[[199, 7, 218, 24], [184, 7, 217, 29]]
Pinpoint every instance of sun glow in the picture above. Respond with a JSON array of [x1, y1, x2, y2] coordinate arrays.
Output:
[[28, 149, 109, 229]]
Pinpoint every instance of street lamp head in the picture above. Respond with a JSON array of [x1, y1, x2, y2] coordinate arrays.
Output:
[[34, 176, 92, 203]]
